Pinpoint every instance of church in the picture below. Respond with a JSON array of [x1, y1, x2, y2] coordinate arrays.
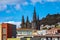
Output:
[[21, 8, 40, 30]]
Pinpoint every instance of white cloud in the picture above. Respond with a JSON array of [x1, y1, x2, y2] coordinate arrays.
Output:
[[44, 0, 60, 2], [0, 0, 21, 5], [0, 0, 28, 11], [0, 4, 7, 11], [0, 0, 21, 11], [15, 4, 21, 10], [0, 0, 59, 6], [4, 21, 21, 28], [30, 0, 60, 5], [31, 0, 42, 4], [22, 2, 29, 6], [0, 0, 60, 11]]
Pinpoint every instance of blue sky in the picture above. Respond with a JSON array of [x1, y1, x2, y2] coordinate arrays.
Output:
[[0, 0, 60, 23]]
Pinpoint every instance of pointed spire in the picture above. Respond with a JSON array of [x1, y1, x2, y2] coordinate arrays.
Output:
[[33, 7, 37, 22], [22, 15, 25, 24], [26, 16, 29, 23], [21, 15, 25, 28], [26, 16, 30, 28]]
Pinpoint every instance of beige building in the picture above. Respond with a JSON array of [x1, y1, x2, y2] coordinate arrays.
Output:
[[17, 28, 34, 38], [0, 24, 2, 40], [46, 28, 60, 35]]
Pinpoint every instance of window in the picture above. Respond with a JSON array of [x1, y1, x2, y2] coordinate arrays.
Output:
[[3, 35, 6, 40], [48, 38, 51, 40], [34, 23, 36, 27], [3, 28, 6, 34], [52, 38, 58, 40], [41, 38, 46, 40], [27, 32, 32, 35]]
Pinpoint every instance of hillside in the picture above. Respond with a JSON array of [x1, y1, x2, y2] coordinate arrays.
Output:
[[40, 14, 60, 25]]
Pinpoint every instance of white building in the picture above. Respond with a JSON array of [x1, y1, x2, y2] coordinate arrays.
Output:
[[37, 30, 47, 35], [16, 28, 33, 38]]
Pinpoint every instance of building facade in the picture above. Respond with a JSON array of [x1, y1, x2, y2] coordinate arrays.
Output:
[[46, 28, 60, 35], [17, 28, 33, 38], [2, 23, 16, 40], [0, 24, 2, 40], [7, 38, 20, 40]]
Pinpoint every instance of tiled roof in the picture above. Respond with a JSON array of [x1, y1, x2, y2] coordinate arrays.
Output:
[[16, 28, 36, 30]]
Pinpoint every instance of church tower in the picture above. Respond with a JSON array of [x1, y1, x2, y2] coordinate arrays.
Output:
[[21, 16, 25, 28], [26, 16, 29, 23], [26, 16, 31, 28], [33, 7, 37, 22], [32, 7, 37, 29], [37, 15, 40, 30]]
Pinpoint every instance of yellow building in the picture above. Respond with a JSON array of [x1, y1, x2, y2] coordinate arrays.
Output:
[[26, 38, 30, 40], [7, 38, 20, 40], [7, 38, 31, 40], [0, 24, 2, 40]]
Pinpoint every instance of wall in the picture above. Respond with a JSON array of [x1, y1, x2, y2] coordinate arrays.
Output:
[[0, 24, 2, 40], [2, 23, 7, 40], [2, 23, 16, 40], [17, 30, 32, 38], [7, 38, 20, 40], [12, 25, 16, 38], [46, 28, 58, 34], [7, 23, 12, 38]]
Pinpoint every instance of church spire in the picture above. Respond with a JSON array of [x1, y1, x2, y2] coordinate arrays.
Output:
[[26, 16, 29, 23], [26, 16, 30, 28], [22, 16, 25, 24], [33, 7, 37, 22], [21, 15, 25, 28], [37, 15, 40, 30]]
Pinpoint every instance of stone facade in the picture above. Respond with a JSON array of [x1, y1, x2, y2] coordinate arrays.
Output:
[[0, 24, 2, 40]]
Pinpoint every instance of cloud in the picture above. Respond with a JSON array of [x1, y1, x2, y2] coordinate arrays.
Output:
[[44, 0, 60, 2], [4, 21, 21, 28], [0, 0, 59, 5], [0, 0, 21, 11], [15, 4, 21, 10], [0, 0, 29, 11], [0, 0, 21, 5], [31, 0, 42, 4], [0, 4, 7, 11], [0, 0, 60, 11], [30, 0, 60, 5], [22, 1, 29, 6]]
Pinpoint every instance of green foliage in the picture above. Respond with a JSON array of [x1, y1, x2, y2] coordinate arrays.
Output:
[[56, 26, 60, 28], [43, 27, 47, 30]]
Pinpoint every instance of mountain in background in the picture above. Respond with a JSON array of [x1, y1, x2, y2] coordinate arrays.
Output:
[[40, 13, 60, 25]]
